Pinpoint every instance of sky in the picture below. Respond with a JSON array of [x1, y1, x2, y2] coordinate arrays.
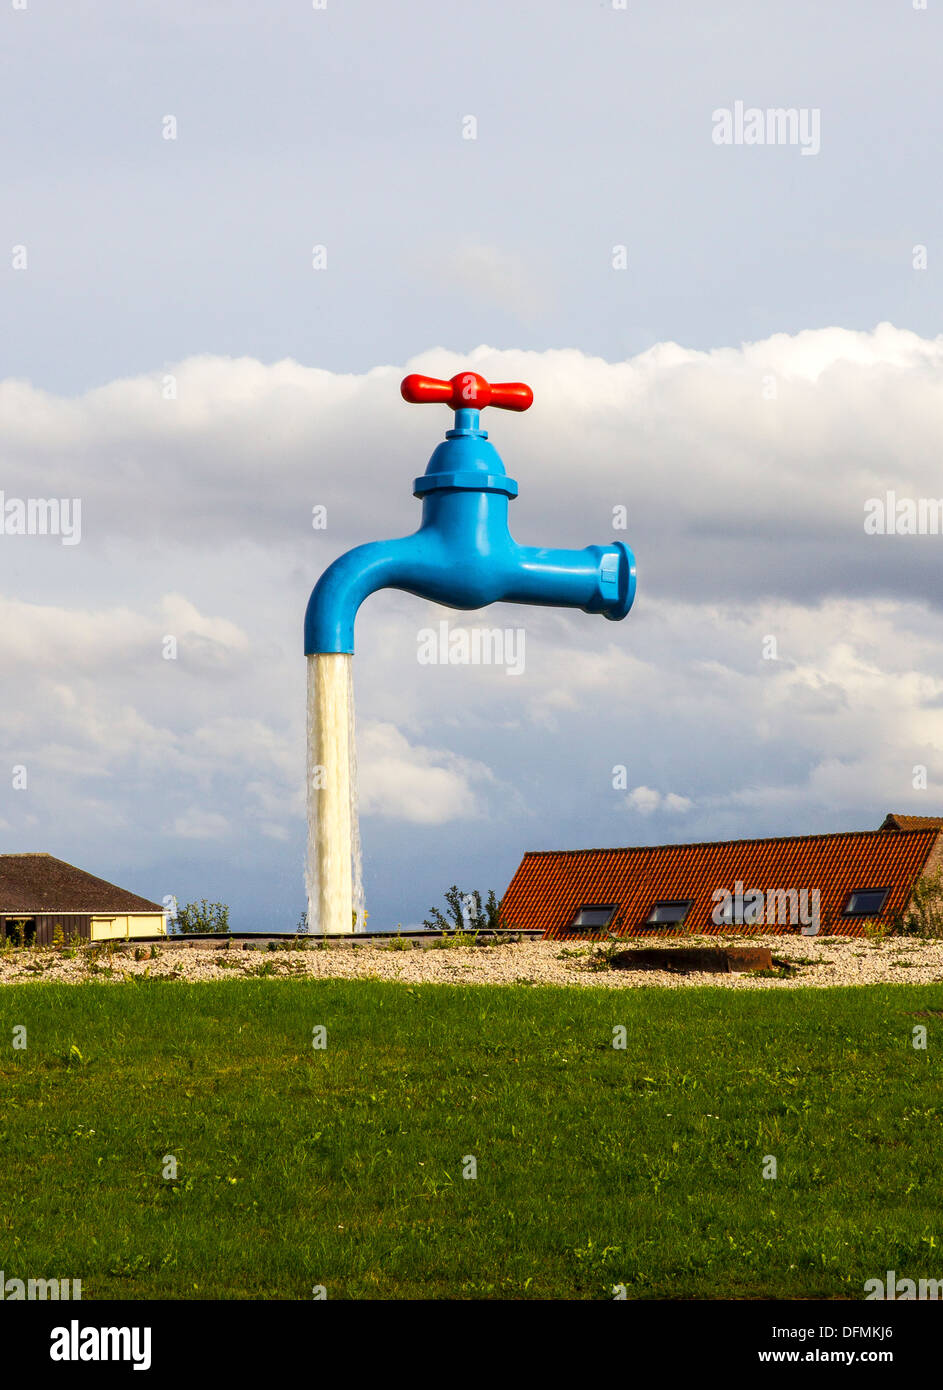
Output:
[[2, 1, 942, 931]]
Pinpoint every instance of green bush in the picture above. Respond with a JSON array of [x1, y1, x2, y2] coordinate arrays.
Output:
[[174, 899, 230, 935], [423, 886, 505, 933], [898, 866, 943, 938]]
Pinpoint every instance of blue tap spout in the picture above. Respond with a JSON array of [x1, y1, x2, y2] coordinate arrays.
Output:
[[304, 537, 426, 655], [503, 540, 636, 618], [304, 388, 637, 655]]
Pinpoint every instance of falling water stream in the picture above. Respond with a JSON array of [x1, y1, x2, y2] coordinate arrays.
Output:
[[305, 654, 365, 935]]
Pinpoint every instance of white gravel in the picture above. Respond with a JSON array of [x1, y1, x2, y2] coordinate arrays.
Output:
[[2, 933, 943, 989]]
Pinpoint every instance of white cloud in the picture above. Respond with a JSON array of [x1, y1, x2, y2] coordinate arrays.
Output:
[[0, 592, 247, 675], [626, 786, 693, 816], [626, 785, 661, 815], [358, 722, 497, 824]]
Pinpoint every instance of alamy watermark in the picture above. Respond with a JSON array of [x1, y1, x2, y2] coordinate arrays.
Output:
[[865, 1271, 942, 1300], [417, 621, 525, 676], [712, 101, 821, 156], [864, 492, 943, 535], [712, 881, 820, 935], [1, 1271, 82, 1300], [0, 493, 82, 545], [50, 1320, 151, 1371]]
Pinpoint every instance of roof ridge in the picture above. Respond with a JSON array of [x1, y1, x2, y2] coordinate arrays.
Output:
[[520, 824, 941, 858]]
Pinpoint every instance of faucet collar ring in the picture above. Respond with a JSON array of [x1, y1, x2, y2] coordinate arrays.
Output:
[[413, 471, 519, 499]]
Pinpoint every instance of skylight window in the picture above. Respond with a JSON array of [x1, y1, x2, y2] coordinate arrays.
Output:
[[571, 904, 617, 928], [843, 888, 889, 917], [645, 901, 691, 925]]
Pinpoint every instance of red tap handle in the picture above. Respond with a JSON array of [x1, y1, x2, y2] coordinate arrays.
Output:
[[400, 371, 533, 413]]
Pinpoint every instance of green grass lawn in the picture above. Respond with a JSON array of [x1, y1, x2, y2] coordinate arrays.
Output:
[[1, 978, 942, 1300]]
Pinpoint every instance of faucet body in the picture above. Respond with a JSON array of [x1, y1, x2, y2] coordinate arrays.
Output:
[[305, 392, 637, 655]]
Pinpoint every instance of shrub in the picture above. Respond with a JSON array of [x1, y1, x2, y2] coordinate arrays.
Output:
[[5, 918, 32, 948], [863, 918, 890, 941], [423, 886, 506, 934], [588, 939, 626, 972], [174, 899, 230, 935], [898, 867, 943, 938]]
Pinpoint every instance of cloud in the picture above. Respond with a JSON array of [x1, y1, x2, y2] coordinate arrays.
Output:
[[625, 785, 660, 815], [626, 786, 693, 816], [357, 722, 497, 825], [0, 592, 248, 675]]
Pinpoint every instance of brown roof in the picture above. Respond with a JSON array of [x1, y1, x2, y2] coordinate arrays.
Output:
[[502, 825, 942, 938], [0, 854, 162, 914], [880, 814, 943, 831]]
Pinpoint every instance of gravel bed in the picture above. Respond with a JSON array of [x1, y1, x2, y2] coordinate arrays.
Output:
[[2, 934, 943, 989]]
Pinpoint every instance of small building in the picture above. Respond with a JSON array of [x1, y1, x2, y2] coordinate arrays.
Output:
[[0, 853, 166, 945], [502, 815, 943, 939]]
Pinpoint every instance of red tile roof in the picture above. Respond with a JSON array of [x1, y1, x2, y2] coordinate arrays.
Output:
[[0, 854, 162, 914], [880, 814, 943, 831], [502, 826, 941, 939]]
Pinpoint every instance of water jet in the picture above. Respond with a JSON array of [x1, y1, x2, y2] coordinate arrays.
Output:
[[304, 371, 638, 935]]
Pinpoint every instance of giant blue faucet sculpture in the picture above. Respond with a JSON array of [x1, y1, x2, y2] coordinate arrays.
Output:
[[305, 371, 637, 653], [304, 370, 637, 935]]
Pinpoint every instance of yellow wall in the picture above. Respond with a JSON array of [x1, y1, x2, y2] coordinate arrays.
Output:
[[90, 913, 166, 941]]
